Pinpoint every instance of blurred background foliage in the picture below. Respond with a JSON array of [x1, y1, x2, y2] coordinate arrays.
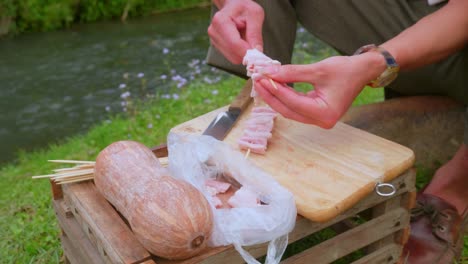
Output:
[[0, 0, 209, 35]]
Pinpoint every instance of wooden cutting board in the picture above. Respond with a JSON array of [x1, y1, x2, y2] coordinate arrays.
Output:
[[170, 104, 415, 222]]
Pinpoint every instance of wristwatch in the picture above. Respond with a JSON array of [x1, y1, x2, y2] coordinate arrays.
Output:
[[353, 44, 400, 88]]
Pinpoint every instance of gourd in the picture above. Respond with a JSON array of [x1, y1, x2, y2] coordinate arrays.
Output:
[[94, 140, 213, 260]]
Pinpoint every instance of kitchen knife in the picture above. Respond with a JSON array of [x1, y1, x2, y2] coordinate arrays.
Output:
[[202, 79, 253, 140]]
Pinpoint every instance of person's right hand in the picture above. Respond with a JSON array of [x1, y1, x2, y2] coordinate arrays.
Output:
[[208, 0, 264, 64]]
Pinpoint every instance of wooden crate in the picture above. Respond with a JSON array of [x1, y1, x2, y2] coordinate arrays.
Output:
[[50, 147, 416, 264]]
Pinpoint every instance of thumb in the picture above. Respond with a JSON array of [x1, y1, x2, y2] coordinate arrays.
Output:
[[244, 18, 263, 51], [261, 64, 320, 84]]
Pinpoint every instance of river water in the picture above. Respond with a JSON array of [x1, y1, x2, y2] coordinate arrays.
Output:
[[0, 7, 333, 164]]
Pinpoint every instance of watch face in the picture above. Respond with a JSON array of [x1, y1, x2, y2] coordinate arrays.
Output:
[[385, 56, 397, 66]]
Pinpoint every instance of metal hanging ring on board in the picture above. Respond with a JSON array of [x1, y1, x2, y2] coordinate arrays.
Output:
[[375, 182, 396, 197]]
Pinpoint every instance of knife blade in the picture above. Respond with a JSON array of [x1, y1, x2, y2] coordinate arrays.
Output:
[[202, 79, 253, 140]]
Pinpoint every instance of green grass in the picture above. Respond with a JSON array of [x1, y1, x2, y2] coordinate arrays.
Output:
[[0, 76, 244, 263], [0, 76, 466, 263]]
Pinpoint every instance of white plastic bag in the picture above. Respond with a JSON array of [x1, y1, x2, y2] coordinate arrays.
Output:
[[167, 133, 297, 264]]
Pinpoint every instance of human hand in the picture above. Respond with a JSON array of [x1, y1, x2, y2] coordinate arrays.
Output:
[[254, 53, 386, 128], [208, 0, 264, 64]]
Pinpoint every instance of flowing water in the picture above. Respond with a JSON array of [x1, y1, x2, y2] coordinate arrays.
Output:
[[0, 7, 333, 164]]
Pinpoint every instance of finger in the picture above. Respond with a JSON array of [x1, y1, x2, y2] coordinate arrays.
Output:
[[208, 16, 250, 64], [255, 84, 314, 124], [210, 38, 246, 63], [255, 80, 329, 126], [244, 17, 263, 50], [254, 44, 263, 53], [263, 64, 321, 84], [257, 79, 337, 128]]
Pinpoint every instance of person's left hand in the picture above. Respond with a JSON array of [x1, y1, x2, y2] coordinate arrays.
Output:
[[207, 0, 264, 64], [254, 53, 386, 128]]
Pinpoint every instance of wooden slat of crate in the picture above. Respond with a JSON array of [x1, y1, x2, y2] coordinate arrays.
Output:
[[62, 182, 153, 264], [351, 243, 402, 264], [281, 207, 409, 264], [155, 169, 415, 264], [57, 169, 415, 264], [53, 200, 103, 264]]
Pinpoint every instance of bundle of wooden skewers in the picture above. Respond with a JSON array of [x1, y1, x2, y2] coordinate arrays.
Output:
[[32, 157, 168, 185]]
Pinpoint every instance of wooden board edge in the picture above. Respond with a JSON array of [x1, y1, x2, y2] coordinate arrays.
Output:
[[299, 170, 414, 222]]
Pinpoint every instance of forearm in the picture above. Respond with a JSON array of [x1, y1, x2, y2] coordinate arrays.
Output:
[[381, 0, 468, 71]]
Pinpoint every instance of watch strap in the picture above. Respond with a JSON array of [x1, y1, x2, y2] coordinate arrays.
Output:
[[354, 44, 400, 88]]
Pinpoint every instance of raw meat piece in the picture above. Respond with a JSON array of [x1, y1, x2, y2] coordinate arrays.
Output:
[[211, 196, 223, 209], [238, 135, 268, 146], [244, 120, 274, 132], [206, 186, 218, 196], [243, 49, 281, 77], [243, 129, 272, 139], [252, 106, 278, 114], [243, 48, 281, 97], [238, 139, 267, 154], [228, 187, 260, 208], [245, 114, 275, 124], [205, 179, 231, 194], [250, 112, 278, 119]]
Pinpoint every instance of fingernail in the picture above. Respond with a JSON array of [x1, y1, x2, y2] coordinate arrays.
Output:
[[259, 65, 279, 75]]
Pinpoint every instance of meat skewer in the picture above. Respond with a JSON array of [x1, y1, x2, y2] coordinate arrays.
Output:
[[239, 48, 281, 155]]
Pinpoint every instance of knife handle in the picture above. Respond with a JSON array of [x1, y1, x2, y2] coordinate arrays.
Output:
[[228, 79, 253, 112]]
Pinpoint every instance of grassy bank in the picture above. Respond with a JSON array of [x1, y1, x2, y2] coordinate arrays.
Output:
[[1, 75, 466, 263], [0, 0, 210, 36], [0, 76, 244, 263]]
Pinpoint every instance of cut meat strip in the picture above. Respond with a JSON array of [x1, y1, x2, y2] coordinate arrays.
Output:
[[252, 106, 277, 114], [244, 120, 274, 132], [228, 187, 260, 208], [238, 139, 266, 154], [238, 135, 267, 146], [243, 129, 272, 139], [205, 179, 231, 194], [245, 116, 274, 126], [250, 112, 277, 119]]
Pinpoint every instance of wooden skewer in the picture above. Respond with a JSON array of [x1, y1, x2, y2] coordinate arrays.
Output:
[[158, 157, 169, 166], [53, 173, 94, 180], [32, 174, 59, 179], [33, 169, 93, 179], [57, 177, 94, 185], [33, 157, 169, 184], [50, 169, 94, 178], [54, 173, 94, 179], [53, 165, 94, 173], [53, 167, 79, 173], [48, 160, 95, 164], [244, 148, 251, 159], [54, 174, 94, 179], [75, 163, 96, 168], [268, 78, 278, 90]]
